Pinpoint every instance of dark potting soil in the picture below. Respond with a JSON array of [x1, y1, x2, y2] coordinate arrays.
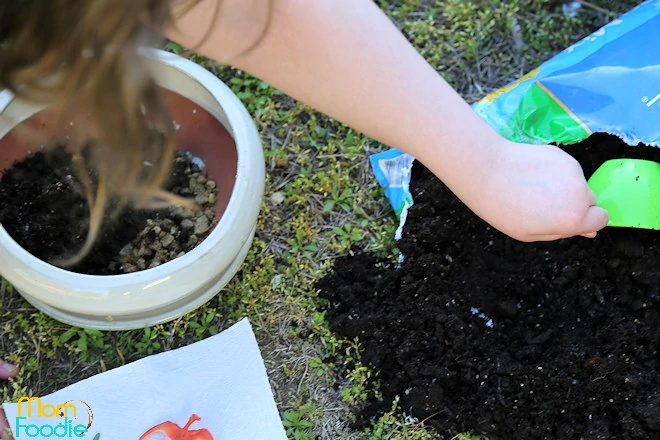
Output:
[[0, 147, 217, 275], [318, 133, 660, 439]]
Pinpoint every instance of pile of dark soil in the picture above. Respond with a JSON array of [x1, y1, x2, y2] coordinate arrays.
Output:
[[0, 147, 217, 275], [319, 133, 660, 439]]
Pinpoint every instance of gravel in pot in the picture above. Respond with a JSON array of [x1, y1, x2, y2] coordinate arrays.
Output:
[[0, 146, 218, 275]]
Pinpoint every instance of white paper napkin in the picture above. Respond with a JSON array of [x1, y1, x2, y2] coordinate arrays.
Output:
[[3, 318, 287, 440]]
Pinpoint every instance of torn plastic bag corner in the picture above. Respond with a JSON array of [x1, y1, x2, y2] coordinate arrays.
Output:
[[368, 148, 414, 240]]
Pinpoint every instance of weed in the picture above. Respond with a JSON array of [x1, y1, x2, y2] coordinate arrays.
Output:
[[228, 73, 283, 116], [364, 397, 433, 440], [187, 310, 219, 339], [134, 327, 162, 356], [283, 403, 317, 440], [58, 328, 110, 362], [164, 41, 185, 54], [341, 363, 374, 405]]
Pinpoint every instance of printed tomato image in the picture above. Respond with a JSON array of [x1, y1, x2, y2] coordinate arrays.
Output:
[[139, 414, 214, 440]]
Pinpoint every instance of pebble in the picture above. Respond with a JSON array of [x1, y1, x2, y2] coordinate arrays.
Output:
[[269, 192, 286, 205], [195, 193, 209, 205], [194, 216, 210, 235], [119, 243, 133, 258], [161, 234, 175, 248], [181, 219, 194, 230], [172, 206, 192, 218]]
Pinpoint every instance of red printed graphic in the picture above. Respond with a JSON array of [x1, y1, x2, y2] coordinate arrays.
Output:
[[139, 414, 214, 440]]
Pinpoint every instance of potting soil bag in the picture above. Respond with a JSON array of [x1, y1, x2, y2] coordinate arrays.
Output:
[[371, 0, 660, 219]]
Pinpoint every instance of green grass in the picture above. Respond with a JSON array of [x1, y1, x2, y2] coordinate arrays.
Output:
[[1, 1, 644, 438]]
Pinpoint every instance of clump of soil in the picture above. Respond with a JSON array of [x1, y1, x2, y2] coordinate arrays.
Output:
[[0, 146, 218, 275], [318, 133, 660, 439]]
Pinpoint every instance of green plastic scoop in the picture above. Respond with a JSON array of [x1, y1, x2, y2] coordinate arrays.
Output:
[[587, 159, 660, 230]]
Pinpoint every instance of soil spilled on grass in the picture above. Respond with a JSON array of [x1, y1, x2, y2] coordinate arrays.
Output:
[[318, 133, 660, 439], [0, 146, 218, 275]]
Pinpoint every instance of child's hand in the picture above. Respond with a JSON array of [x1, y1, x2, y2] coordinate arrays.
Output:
[[0, 360, 16, 380], [461, 140, 608, 242]]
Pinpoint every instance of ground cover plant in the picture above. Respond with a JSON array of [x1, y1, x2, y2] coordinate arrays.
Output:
[[0, 1, 645, 438]]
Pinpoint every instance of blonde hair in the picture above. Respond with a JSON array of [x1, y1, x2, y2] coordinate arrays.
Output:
[[0, 0, 202, 266]]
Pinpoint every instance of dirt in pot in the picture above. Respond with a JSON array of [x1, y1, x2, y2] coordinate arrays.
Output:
[[318, 133, 660, 439], [0, 146, 218, 275]]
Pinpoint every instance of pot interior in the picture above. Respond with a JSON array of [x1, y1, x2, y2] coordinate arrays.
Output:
[[0, 88, 237, 220]]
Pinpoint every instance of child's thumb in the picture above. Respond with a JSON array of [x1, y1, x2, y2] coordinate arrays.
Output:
[[578, 206, 609, 238], [0, 361, 17, 380]]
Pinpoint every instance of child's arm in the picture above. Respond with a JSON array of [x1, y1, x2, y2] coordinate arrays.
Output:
[[169, 0, 608, 241]]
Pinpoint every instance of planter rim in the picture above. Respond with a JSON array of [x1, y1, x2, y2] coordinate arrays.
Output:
[[0, 48, 265, 319]]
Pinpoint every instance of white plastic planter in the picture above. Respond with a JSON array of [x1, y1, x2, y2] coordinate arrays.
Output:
[[0, 49, 265, 330]]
